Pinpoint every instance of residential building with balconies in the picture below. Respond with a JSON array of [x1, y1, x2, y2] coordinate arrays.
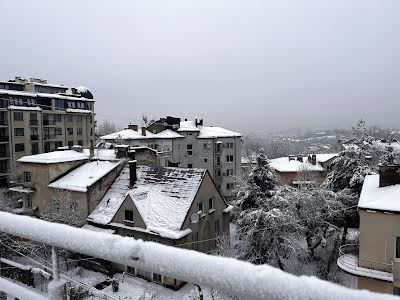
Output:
[[0, 77, 96, 185], [337, 165, 400, 295]]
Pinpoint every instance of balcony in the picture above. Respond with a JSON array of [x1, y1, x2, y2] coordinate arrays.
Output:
[[337, 244, 393, 282], [29, 119, 38, 126], [0, 136, 9, 142], [30, 135, 39, 141], [43, 120, 56, 126]]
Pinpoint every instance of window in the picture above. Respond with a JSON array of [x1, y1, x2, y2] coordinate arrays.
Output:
[[226, 142, 234, 149], [192, 232, 199, 250], [188, 164, 193, 168], [215, 220, 221, 235], [76, 115, 82, 122], [226, 155, 234, 162], [209, 198, 214, 210], [53, 114, 62, 122], [127, 266, 136, 276], [77, 140, 83, 146], [177, 144, 181, 151], [125, 210, 134, 222], [77, 128, 83, 135], [90, 128, 93, 136], [54, 128, 62, 135], [55, 99, 64, 110], [15, 143, 25, 152], [216, 156, 221, 166], [31, 143, 39, 155], [187, 144, 193, 156], [394, 287, 400, 296], [26, 195, 32, 208], [197, 202, 203, 213], [55, 141, 63, 149], [226, 182, 234, 190], [226, 169, 234, 176], [152, 273, 162, 283], [215, 143, 221, 152], [67, 115, 73, 122], [67, 128, 73, 135], [203, 158, 208, 163], [67, 141, 74, 147], [14, 128, 24, 136], [24, 172, 31, 183], [13, 112, 23, 121], [216, 170, 221, 177], [30, 113, 37, 120], [396, 237, 400, 258]]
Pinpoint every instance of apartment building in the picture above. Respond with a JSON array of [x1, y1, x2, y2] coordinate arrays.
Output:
[[0, 77, 96, 184], [337, 165, 400, 295], [100, 117, 242, 197]]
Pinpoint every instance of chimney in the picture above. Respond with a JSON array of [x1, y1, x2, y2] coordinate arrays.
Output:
[[311, 154, 317, 165], [141, 127, 146, 136], [129, 160, 137, 188], [128, 124, 138, 131], [379, 165, 400, 187]]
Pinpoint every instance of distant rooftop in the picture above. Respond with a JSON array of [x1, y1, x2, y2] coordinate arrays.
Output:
[[178, 120, 242, 138], [269, 153, 337, 172], [101, 128, 184, 140]]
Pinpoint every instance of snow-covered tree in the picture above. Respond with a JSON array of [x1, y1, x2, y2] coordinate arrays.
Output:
[[380, 144, 399, 165], [97, 120, 117, 136]]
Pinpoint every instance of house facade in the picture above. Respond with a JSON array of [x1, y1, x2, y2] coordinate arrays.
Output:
[[0, 77, 96, 185], [87, 162, 232, 289], [9, 148, 121, 225], [100, 118, 242, 197], [337, 165, 400, 295]]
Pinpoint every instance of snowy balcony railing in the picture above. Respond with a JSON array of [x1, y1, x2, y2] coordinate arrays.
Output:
[[337, 244, 393, 282], [0, 212, 398, 300]]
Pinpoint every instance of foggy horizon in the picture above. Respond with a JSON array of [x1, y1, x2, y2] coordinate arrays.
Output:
[[1, 0, 399, 135]]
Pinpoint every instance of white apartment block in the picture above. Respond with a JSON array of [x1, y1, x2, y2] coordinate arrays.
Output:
[[100, 118, 242, 197], [0, 77, 96, 184]]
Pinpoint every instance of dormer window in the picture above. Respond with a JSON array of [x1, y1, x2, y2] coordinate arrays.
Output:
[[125, 210, 134, 222]]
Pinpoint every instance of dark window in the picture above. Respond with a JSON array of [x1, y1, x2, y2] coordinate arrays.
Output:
[[197, 202, 203, 213], [67, 141, 74, 147], [24, 172, 31, 183], [77, 140, 83, 146], [67, 115, 73, 122], [127, 266, 135, 275], [187, 150, 193, 156], [53, 114, 62, 122], [14, 128, 24, 136], [209, 198, 214, 210], [76, 115, 82, 122], [54, 128, 62, 135], [187, 144, 193, 149], [226, 182, 234, 190], [152, 273, 162, 283], [13, 112, 23, 121], [55, 100, 64, 110], [67, 128, 73, 135], [31, 143, 39, 155], [125, 210, 134, 222], [55, 141, 63, 149], [15, 143, 25, 152], [188, 164, 193, 168], [204, 158, 208, 163], [226, 155, 234, 162], [77, 128, 83, 135], [396, 237, 400, 258]]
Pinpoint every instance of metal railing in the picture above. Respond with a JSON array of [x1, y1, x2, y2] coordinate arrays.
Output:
[[0, 212, 397, 300]]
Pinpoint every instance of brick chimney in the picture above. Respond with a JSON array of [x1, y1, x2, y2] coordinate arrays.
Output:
[[379, 165, 400, 187], [128, 124, 138, 131], [128, 160, 137, 188], [141, 127, 146, 136]]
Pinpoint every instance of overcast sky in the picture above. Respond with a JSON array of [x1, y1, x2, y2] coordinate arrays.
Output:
[[0, 0, 399, 135]]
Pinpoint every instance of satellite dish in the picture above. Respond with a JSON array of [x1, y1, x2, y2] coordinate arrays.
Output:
[[190, 213, 200, 224]]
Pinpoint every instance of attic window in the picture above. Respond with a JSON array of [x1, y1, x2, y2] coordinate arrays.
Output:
[[125, 210, 134, 222]]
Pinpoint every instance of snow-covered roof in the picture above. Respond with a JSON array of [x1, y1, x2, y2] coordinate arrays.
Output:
[[48, 160, 122, 192], [8, 105, 42, 111], [178, 120, 242, 138], [88, 165, 208, 238], [178, 120, 200, 132], [66, 108, 92, 114], [9, 186, 35, 194], [101, 128, 183, 140], [82, 224, 115, 234], [18, 150, 89, 164], [0, 88, 95, 102], [358, 174, 400, 212], [270, 157, 324, 172], [18, 149, 117, 164], [76, 86, 88, 93], [269, 154, 338, 172]]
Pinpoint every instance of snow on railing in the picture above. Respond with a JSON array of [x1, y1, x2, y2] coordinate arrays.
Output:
[[338, 244, 393, 282], [0, 211, 398, 300]]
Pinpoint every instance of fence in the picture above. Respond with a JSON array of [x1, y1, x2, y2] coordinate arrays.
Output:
[[0, 211, 398, 300]]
